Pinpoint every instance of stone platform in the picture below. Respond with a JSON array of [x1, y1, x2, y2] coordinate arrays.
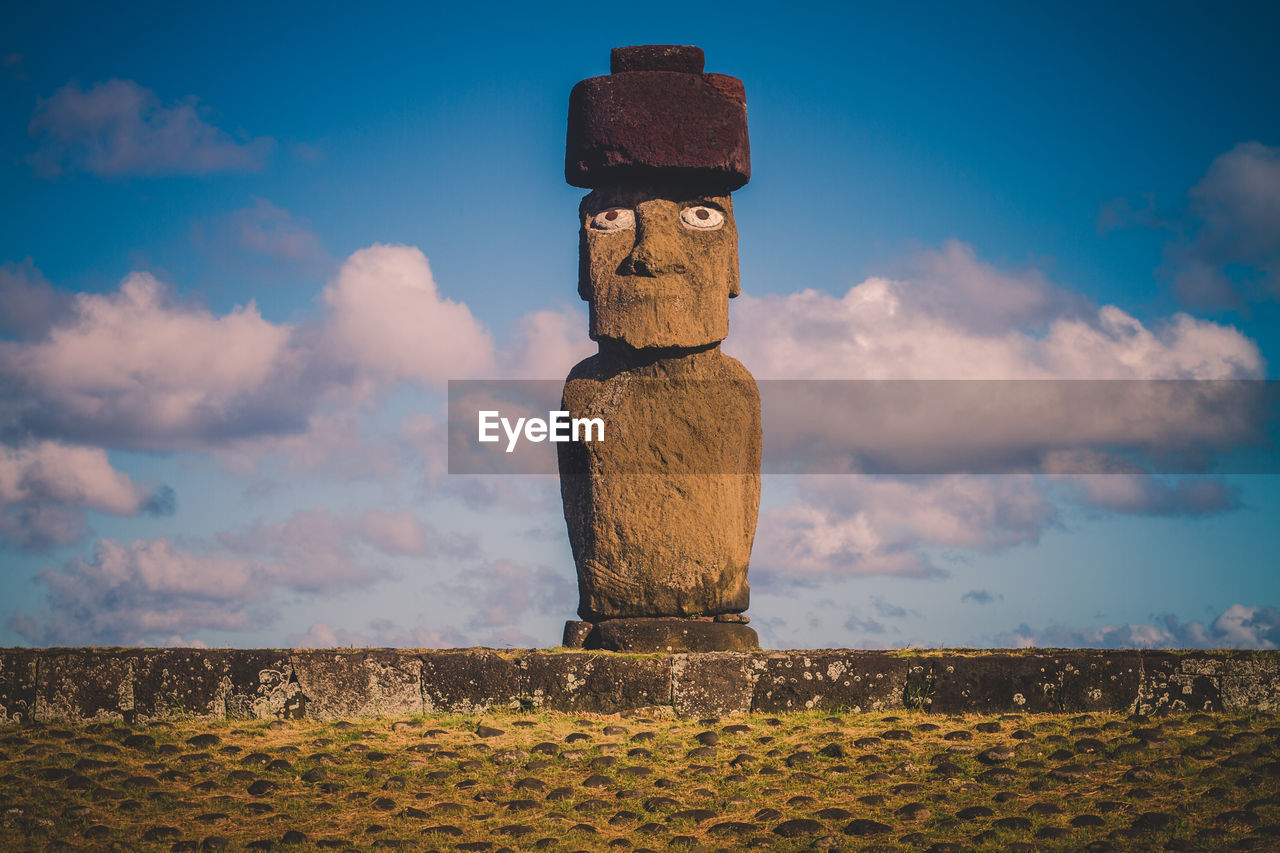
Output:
[[2, 648, 1278, 723], [563, 617, 758, 652]]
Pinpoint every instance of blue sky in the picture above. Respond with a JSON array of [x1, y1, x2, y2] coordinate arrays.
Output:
[[2, 1, 1278, 649]]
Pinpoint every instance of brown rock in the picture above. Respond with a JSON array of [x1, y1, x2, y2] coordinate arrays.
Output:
[[563, 621, 592, 648], [566, 48, 748, 190], [584, 618, 757, 652]]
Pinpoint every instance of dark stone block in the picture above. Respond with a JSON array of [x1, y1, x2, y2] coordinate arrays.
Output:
[[0, 648, 37, 723], [928, 654, 1071, 713], [1138, 653, 1223, 714], [133, 649, 226, 720], [521, 653, 670, 713], [222, 651, 299, 720], [420, 651, 527, 713], [566, 54, 750, 189], [753, 652, 911, 714], [563, 621, 592, 649], [587, 618, 757, 653], [291, 651, 421, 719], [37, 649, 136, 722], [672, 653, 756, 717], [1057, 651, 1144, 712], [611, 45, 705, 74], [421, 651, 670, 714]]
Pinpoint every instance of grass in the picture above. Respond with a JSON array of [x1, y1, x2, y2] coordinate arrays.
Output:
[[2, 708, 1278, 850]]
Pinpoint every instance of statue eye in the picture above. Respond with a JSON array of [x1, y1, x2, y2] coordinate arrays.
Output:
[[589, 208, 635, 231], [680, 205, 724, 230]]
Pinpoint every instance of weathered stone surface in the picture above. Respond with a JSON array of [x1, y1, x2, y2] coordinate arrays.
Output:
[[520, 653, 670, 713], [6, 649, 1280, 721], [576, 188, 740, 347], [133, 650, 227, 720], [563, 621, 592, 649], [420, 651, 527, 714], [671, 653, 758, 717], [753, 652, 911, 714], [1136, 653, 1223, 714], [220, 651, 299, 720], [610, 45, 704, 74], [420, 651, 669, 714], [587, 618, 757, 653], [927, 653, 1073, 713], [1218, 654, 1280, 712], [291, 651, 421, 719], [1056, 651, 1145, 712], [37, 649, 135, 721], [0, 648, 36, 723], [560, 349, 761, 621], [566, 48, 749, 190]]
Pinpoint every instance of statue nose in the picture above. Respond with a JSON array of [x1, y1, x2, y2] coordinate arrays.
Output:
[[620, 213, 688, 276]]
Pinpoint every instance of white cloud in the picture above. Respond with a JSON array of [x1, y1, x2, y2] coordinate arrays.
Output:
[[728, 240, 1262, 380], [0, 271, 300, 449], [735, 241, 1263, 589], [1047, 464, 1239, 516], [11, 538, 266, 645], [28, 79, 273, 177], [497, 307, 594, 379], [0, 440, 171, 549], [0, 245, 516, 461], [754, 475, 1054, 582], [356, 508, 435, 556], [994, 603, 1280, 650], [320, 244, 495, 386], [11, 503, 469, 645]]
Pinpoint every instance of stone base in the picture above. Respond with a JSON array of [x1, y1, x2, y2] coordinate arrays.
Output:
[[563, 617, 759, 652]]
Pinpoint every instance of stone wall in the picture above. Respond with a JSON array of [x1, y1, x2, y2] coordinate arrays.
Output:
[[2, 648, 1278, 724]]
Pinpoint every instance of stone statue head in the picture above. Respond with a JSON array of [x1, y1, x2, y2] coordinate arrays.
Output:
[[566, 46, 750, 350], [577, 183, 738, 348]]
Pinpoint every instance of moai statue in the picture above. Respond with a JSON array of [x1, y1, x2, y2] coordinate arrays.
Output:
[[558, 45, 762, 652]]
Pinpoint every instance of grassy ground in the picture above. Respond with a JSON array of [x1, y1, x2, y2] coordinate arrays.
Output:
[[2, 708, 1278, 851]]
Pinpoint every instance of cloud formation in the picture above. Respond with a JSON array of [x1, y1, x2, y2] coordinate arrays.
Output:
[[729, 240, 1262, 381], [3, 230, 1266, 644], [0, 260, 71, 340], [12, 505, 464, 645], [28, 79, 274, 177], [1104, 142, 1280, 309], [194, 198, 330, 279], [0, 440, 172, 549], [734, 241, 1263, 583], [994, 603, 1280, 650], [1, 270, 301, 449], [754, 475, 1055, 582], [1166, 142, 1280, 308]]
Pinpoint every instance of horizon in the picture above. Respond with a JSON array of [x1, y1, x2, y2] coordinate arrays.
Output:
[[2, 1, 1279, 651]]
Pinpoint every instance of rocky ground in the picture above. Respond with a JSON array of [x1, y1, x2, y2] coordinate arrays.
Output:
[[2, 709, 1278, 851]]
